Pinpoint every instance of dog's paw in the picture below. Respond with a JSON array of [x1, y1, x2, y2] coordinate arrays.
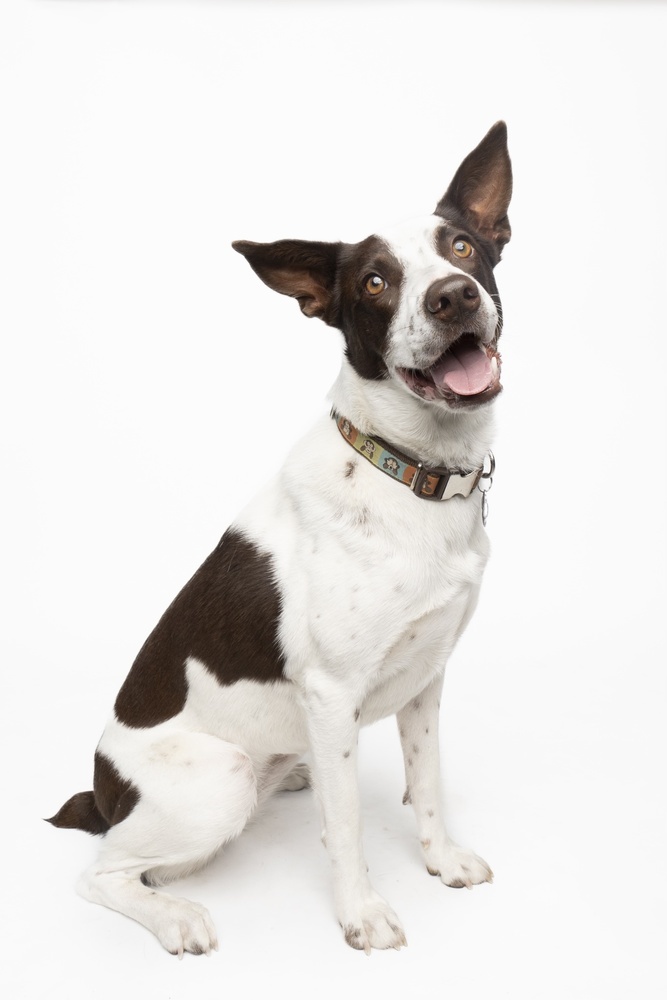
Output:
[[339, 894, 407, 954], [153, 897, 219, 958], [279, 762, 311, 791], [424, 842, 493, 888]]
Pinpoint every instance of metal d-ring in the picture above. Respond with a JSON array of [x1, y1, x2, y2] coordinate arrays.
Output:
[[480, 450, 495, 483], [477, 451, 495, 526]]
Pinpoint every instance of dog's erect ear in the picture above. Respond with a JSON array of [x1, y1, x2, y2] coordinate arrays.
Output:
[[435, 121, 512, 248], [232, 239, 342, 320]]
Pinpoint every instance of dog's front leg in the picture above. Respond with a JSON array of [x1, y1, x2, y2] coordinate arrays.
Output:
[[397, 674, 493, 888], [303, 675, 407, 953]]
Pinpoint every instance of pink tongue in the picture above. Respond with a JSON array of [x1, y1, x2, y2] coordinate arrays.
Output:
[[430, 341, 493, 396]]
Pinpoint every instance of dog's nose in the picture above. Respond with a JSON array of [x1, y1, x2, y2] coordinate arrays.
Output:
[[425, 276, 480, 321]]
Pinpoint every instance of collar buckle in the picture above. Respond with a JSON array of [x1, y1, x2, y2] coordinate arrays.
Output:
[[334, 411, 490, 507], [410, 463, 482, 501]]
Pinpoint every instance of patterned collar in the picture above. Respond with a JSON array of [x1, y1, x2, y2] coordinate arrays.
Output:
[[333, 411, 491, 503]]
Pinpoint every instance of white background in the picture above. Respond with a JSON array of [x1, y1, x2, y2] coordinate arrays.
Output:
[[2, 1, 666, 997]]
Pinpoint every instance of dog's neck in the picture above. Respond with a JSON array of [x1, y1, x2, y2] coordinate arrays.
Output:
[[329, 360, 495, 471]]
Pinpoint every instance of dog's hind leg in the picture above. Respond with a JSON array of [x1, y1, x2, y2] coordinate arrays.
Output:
[[255, 754, 311, 803], [278, 760, 311, 791], [77, 732, 257, 956], [397, 674, 493, 889]]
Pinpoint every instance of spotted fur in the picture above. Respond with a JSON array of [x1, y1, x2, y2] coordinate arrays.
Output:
[[49, 122, 512, 956]]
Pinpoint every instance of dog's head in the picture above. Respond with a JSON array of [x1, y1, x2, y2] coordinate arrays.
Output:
[[233, 122, 512, 411]]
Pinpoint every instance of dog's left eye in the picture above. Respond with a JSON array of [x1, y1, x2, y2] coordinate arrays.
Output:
[[452, 239, 473, 259], [364, 274, 386, 296]]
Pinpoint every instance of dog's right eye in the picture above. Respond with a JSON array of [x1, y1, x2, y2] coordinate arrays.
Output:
[[364, 274, 386, 296]]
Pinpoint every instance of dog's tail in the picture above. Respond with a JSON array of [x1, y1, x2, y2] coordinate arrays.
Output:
[[45, 791, 110, 835]]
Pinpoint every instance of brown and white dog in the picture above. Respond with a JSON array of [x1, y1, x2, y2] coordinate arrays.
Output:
[[49, 123, 512, 956]]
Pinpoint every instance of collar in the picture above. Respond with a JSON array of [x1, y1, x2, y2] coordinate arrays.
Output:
[[333, 411, 492, 502]]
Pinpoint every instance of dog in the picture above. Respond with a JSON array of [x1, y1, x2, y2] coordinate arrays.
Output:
[[49, 122, 512, 956]]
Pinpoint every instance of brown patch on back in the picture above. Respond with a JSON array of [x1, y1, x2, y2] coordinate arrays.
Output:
[[114, 529, 287, 728]]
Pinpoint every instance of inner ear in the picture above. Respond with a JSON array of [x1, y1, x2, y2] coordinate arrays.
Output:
[[232, 239, 342, 320], [253, 266, 330, 318], [435, 121, 512, 247]]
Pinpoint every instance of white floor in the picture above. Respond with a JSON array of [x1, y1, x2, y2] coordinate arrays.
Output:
[[2, 2, 666, 998]]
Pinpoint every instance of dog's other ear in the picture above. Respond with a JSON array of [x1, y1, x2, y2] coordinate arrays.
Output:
[[232, 239, 342, 320], [435, 121, 512, 248]]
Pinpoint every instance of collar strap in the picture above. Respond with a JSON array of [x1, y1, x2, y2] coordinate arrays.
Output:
[[334, 412, 486, 502]]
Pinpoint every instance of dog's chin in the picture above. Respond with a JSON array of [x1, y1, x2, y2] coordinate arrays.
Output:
[[395, 335, 502, 410]]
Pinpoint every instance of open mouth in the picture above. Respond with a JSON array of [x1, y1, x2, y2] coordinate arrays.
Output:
[[396, 333, 502, 407]]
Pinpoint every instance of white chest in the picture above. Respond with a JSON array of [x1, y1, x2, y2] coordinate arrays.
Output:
[[236, 416, 490, 712]]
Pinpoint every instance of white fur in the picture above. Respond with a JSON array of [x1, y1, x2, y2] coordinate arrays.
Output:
[[80, 215, 497, 956], [381, 215, 500, 371]]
